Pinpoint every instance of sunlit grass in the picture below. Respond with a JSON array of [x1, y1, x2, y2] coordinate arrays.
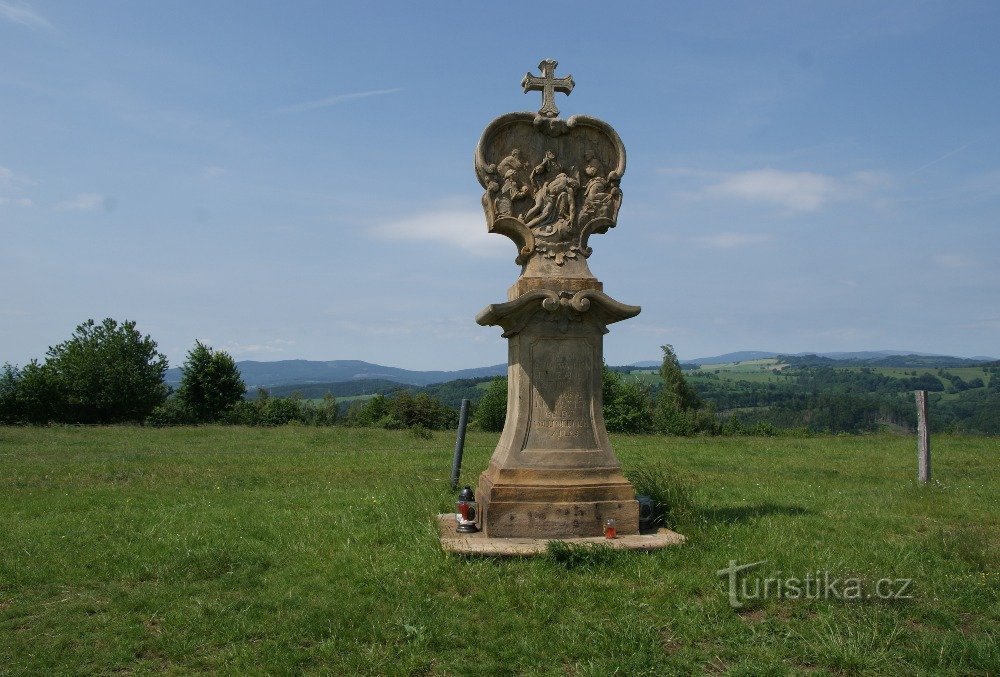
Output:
[[0, 426, 996, 673]]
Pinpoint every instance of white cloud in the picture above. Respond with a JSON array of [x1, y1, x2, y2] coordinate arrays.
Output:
[[54, 193, 109, 212], [0, 196, 33, 207], [274, 88, 402, 114], [0, 1, 53, 31], [692, 168, 889, 212], [369, 206, 511, 259], [219, 339, 296, 358], [933, 253, 976, 269], [0, 165, 35, 206], [0, 165, 32, 190], [202, 165, 226, 179], [690, 232, 772, 248], [706, 169, 836, 211]]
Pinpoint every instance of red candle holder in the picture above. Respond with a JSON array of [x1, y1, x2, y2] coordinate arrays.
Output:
[[603, 517, 617, 539]]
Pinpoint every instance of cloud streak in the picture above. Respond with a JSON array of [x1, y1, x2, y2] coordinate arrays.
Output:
[[0, 1, 53, 30], [672, 167, 889, 212], [933, 253, 977, 269], [369, 206, 510, 258], [274, 88, 402, 114], [219, 339, 296, 358], [54, 193, 110, 212]]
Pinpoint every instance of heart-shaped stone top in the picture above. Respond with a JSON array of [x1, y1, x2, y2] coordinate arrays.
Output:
[[474, 111, 626, 279]]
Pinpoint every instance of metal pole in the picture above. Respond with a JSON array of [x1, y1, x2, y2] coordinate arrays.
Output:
[[450, 399, 471, 490], [915, 390, 930, 484]]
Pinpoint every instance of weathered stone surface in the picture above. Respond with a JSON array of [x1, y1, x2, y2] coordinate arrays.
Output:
[[472, 61, 645, 540], [437, 515, 686, 557], [474, 112, 625, 277]]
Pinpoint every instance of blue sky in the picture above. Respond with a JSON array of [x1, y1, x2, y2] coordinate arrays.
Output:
[[2, 1, 998, 369]]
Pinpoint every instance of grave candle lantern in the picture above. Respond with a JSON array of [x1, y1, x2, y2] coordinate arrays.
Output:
[[455, 485, 479, 533]]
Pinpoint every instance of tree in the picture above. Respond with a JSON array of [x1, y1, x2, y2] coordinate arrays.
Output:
[[653, 344, 716, 435], [44, 319, 168, 423], [177, 341, 245, 422], [474, 377, 508, 432], [602, 366, 654, 434]]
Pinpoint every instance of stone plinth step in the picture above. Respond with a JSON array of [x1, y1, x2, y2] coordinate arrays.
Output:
[[436, 514, 685, 556]]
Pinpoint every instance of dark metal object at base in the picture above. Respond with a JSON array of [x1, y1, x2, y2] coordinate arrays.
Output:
[[455, 486, 479, 533]]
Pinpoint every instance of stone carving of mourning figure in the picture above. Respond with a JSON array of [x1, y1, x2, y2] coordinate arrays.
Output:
[[495, 169, 530, 217], [524, 172, 579, 237], [580, 163, 616, 223], [530, 150, 563, 190]]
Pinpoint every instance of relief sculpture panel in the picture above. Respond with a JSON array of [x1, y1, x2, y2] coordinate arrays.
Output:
[[475, 93, 626, 269]]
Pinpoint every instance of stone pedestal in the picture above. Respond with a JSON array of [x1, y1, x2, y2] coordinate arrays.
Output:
[[475, 285, 640, 538], [471, 60, 642, 539]]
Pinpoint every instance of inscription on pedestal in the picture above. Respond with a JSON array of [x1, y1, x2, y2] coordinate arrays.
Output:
[[524, 337, 596, 450]]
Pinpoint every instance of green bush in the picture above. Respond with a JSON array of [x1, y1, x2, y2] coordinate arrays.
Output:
[[177, 341, 245, 422], [348, 390, 457, 430], [603, 367, 654, 434], [473, 377, 508, 432], [146, 397, 195, 426], [0, 361, 62, 424]]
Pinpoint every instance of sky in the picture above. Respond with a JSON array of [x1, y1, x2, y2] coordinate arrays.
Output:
[[1, 1, 998, 370]]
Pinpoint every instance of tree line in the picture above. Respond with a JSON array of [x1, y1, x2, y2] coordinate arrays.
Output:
[[6, 318, 994, 435], [0, 318, 461, 431], [473, 345, 718, 436]]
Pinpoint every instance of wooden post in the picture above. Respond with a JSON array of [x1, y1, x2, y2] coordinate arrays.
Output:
[[915, 390, 930, 484]]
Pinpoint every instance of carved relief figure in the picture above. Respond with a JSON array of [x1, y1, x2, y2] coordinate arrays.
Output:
[[530, 150, 563, 190], [495, 169, 530, 217], [580, 163, 617, 224], [496, 148, 526, 182], [524, 172, 579, 237]]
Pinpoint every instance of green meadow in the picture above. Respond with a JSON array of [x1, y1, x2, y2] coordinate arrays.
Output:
[[1, 426, 996, 674]]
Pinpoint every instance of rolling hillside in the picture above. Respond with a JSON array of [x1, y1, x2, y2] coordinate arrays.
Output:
[[164, 359, 506, 388]]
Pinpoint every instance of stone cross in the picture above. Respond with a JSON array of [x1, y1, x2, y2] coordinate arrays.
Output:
[[521, 59, 574, 118]]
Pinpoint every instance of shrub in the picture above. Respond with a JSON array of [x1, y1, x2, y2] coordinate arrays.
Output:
[[603, 367, 654, 434], [146, 397, 195, 426], [474, 377, 508, 432], [177, 341, 245, 422]]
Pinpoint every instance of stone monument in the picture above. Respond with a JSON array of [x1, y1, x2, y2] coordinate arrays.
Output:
[[473, 60, 641, 539]]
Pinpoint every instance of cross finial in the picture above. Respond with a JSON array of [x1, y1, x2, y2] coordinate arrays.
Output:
[[521, 59, 574, 118]]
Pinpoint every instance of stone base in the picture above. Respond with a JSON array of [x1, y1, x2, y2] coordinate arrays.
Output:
[[483, 499, 638, 539], [477, 466, 640, 538], [437, 514, 685, 556]]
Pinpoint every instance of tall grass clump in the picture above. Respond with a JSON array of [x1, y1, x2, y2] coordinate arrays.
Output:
[[625, 462, 694, 529]]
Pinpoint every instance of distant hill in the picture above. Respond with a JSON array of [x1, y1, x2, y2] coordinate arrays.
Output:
[[634, 350, 997, 368], [780, 353, 989, 368], [164, 359, 506, 388], [163, 352, 996, 391]]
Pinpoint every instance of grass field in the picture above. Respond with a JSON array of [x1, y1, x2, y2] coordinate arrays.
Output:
[[1, 426, 997, 674], [629, 360, 791, 386]]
